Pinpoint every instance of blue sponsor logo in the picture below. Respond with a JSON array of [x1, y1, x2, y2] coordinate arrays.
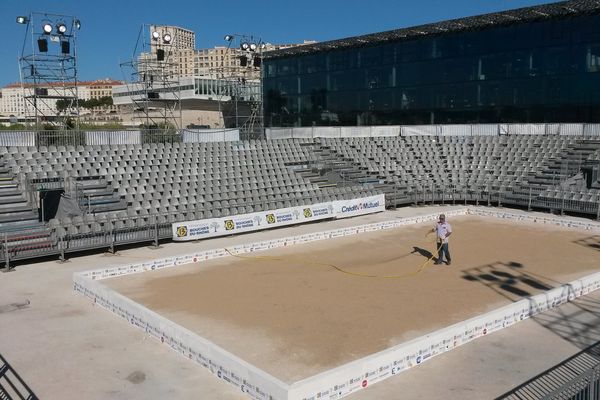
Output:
[[341, 201, 380, 213]]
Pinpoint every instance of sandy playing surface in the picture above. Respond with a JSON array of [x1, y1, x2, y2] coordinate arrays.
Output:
[[106, 216, 599, 382]]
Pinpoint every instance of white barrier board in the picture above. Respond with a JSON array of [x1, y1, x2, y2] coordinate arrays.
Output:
[[172, 195, 385, 241], [333, 194, 386, 219], [76, 207, 600, 400]]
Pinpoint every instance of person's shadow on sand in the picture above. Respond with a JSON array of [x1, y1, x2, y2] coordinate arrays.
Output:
[[411, 246, 433, 259]]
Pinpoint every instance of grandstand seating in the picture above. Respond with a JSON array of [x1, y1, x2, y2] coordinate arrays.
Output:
[[0, 134, 598, 266]]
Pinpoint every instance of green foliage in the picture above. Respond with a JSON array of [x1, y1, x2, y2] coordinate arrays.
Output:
[[0, 123, 28, 131], [56, 96, 114, 112]]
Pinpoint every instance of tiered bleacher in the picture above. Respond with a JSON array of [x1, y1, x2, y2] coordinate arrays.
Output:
[[0, 133, 599, 266]]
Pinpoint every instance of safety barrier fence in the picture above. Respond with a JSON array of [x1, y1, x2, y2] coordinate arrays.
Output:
[[1, 183, 599, 268], [266, 123, 600, 139], [387, 184, 600, 220], [540, 363, 600, 400], [73, 208, 600, 400], [0, 128, 241, 148], [0, 192, 379, 268], [0, 353, 38, 400], [498, 341, 600, 400]]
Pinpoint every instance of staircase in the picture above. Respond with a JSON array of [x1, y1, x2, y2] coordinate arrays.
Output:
[[0, 163, 38, 227], [0, 160, 54, 267], [75, 176, 127, 214], [525, 140, 600, 188]]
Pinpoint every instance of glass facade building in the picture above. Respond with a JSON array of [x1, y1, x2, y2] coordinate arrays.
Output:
[[263, 2, 600, 127]]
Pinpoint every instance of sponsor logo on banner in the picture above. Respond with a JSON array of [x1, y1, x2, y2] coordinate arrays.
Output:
[[176, 225, 188, 237], [172, 195, 384, 240], [341, 201, 381, 213]]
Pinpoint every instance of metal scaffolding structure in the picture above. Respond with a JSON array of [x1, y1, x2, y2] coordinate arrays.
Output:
[[17, 12, 82, 130], [119, 24, 182, 130], [213, 34, 265, 139]]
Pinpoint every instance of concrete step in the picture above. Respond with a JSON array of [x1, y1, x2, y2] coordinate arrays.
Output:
[[0, 221, 44, 234], [0, 212, 39, 225], [0, 195, 27, 205], [0, 190, 23, 198], [89, 200, 127, 214], [0, 205, 34, 215]]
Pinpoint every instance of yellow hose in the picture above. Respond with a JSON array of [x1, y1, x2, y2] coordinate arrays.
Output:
[[224, 235, 445, 279]]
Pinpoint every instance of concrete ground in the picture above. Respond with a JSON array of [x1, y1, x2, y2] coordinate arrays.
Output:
[[0, 206, 598, 400]]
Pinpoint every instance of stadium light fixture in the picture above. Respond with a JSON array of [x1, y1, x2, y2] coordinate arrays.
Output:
[[42, 23, 53, 34], [74, 19, 81, 30], [163, 33, 172, 44], [16, 16, 28, 24], [240, 42, 249, 51], [224, 34, 234, 41], [152, 31, 160, 40], [249, 43, 257, 51], [56, 23, 67, 34]]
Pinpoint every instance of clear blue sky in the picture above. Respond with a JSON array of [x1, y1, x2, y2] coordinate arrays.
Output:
[[0, 0, 553, 86]]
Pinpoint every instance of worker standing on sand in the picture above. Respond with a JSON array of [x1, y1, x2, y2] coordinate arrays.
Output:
[[430, 214, 452, 265]]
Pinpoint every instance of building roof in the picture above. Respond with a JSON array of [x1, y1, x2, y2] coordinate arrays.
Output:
[[264, 0, 600, 59], [2, 79, 124, 89]]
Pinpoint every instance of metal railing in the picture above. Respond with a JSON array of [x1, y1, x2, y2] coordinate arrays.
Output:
[[387, 182, 600, 218], [0, 180, 598, 268], [542, 364, 600, 399], [0, 353, 39, 400], [0, 191, 373, 268], [0, 128, 242, 149], [498, 341, 600, 400]]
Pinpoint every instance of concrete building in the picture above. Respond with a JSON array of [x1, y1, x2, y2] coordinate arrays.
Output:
[[263, 1, 600, 127], [112, 76, 261, 128], [195, 42, 317, 80], [149, 25, 195, 52], [0, 79, 124, 125]]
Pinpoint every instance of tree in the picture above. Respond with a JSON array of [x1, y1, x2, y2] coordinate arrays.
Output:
[[56, 99, 70, 112]]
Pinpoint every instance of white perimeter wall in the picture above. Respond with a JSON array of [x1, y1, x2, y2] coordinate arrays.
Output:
[[74, 208, 600, 400], [266, 123, 600, 140]]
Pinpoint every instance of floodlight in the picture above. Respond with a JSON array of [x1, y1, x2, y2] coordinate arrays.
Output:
[[249, 43, 257, 51], [152, 31, 160, 40], [74, 19, 81, 30], [260, 43, 267, 49], [163, 33, 172, 44], [224, 34, 234, 41], [241, 42, 249, 50], [56, 23, 67, 34], [42, 23, 52, 34], [16, 16, 28, 24]]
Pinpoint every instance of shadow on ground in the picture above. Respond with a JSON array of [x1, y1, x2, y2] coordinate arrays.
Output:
[[462, 261, 600, 350]]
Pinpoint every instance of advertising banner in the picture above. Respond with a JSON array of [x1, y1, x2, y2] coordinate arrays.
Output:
[[333, 194, 386, 219], [173, 201, 336, 241]]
